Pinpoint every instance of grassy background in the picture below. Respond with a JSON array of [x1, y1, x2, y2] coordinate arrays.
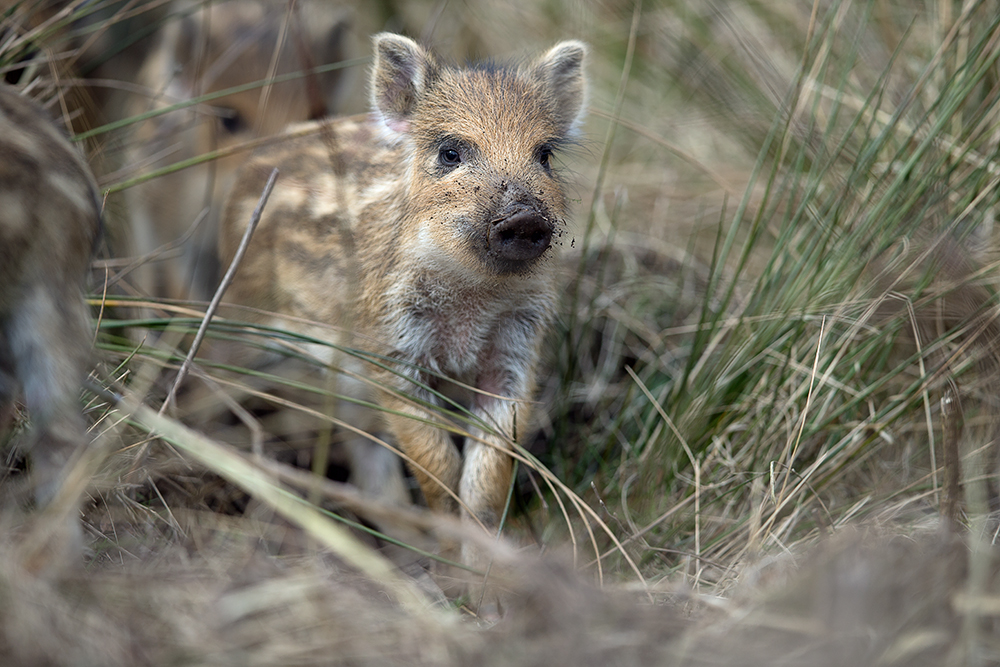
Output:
[[3, 0, 1000, 664]]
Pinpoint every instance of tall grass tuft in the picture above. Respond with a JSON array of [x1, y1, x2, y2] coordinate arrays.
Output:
[[542, 0, 1000, 583]]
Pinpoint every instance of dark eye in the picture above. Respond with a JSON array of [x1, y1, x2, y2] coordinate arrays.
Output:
[[539, 146, 553, 170], [438, 146, 461, 167], [219, 107, 244, 134]]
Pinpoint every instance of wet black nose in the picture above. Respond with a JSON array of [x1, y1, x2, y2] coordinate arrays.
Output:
[[488, 205, 553, 263]]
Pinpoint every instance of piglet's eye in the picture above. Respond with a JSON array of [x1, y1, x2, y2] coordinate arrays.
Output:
[[539, 146, 553, 170], [439, 147, 461, 167], [218, 107, 245, 134]]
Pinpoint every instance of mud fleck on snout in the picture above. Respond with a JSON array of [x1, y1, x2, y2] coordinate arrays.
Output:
[[488, 203, 554, 267]]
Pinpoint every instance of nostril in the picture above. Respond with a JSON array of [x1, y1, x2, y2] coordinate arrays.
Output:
[[498, 224, 547, 244], [497, 227, 518, 242]]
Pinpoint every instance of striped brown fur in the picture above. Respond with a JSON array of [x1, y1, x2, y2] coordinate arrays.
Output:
[[125, 0, 349, 301]]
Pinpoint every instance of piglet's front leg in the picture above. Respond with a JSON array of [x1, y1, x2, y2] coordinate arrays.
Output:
[[379, 381, 463, 517], [456, 351, 541, 614], [459, 393, 522, 540], [379, 360, 528, 611], [379, 359, 530, 531], [461, 320, 544, 532]]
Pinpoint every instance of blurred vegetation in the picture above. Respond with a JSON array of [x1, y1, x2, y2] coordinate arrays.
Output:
[[538, 1, 1000, 586]]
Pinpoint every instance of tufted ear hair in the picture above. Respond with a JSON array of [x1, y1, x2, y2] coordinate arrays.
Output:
[[531, 40, 588, 137], [370, 33, 438, 139]]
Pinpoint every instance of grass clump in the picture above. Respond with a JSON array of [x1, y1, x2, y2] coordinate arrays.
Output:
[[540, 0, 1000, 584]]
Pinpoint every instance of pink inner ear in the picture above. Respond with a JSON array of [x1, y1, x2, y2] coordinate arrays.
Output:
[[386, 118, 410, 134]]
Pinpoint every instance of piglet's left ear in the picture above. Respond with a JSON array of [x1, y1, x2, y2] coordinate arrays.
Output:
[[531, 40, 588, 136]]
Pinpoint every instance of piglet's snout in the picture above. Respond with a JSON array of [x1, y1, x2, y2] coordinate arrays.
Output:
[[487, 203, 553, 263]]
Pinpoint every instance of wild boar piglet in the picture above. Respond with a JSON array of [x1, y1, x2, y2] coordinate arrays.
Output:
[[220, 33, 588, 607], [0, 83, 101, 551]]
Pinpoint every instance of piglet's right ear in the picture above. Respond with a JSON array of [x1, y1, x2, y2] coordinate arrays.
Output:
[[370, 33, 436, 137]]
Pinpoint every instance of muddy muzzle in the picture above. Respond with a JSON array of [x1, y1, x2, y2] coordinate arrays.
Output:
[[488, 203, 554, 264]]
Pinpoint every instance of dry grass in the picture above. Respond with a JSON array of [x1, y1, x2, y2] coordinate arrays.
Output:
[[0, 517, 994, 665]]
